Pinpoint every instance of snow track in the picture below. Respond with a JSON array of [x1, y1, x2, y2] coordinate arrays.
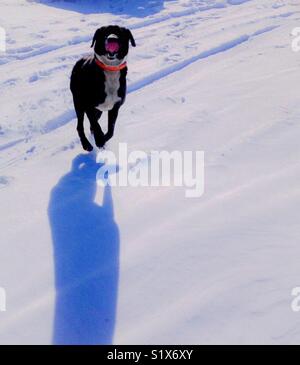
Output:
[[1, 0, 296, 139], [3, 22, 281, 144]]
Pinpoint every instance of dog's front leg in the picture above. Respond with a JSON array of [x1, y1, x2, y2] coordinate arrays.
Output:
[[105, 104, 120, 143], [75, 106, 93, 152], [86, 108, 106, 148]]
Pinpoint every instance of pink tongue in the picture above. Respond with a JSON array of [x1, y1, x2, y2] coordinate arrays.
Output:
[[106, 41, 119, 53]]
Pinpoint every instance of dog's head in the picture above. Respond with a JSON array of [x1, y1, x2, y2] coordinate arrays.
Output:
[[91, 25, 136, 66]]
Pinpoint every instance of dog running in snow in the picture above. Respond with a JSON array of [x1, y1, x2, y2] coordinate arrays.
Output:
[[70, 25, 136, 151]]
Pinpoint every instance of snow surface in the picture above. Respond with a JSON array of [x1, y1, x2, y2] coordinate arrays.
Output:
[[1, 0, 300, 344]]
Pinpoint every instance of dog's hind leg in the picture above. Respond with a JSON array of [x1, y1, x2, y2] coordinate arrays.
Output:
[[74, 102, 93, 152], [86, 108, 105, 148], [88, 108, 102, 135], [105, 103, 120, 143]]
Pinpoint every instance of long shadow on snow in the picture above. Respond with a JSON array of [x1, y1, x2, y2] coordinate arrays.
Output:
[[37, 0, 166, 17], [48, 153, 119, 345]]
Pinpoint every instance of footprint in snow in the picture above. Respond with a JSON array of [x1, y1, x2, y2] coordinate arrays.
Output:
[[26, 146, 36, 154], [0, 176, 13, 189]]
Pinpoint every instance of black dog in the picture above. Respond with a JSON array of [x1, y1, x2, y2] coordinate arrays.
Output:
[[70, 25, 136, 151]]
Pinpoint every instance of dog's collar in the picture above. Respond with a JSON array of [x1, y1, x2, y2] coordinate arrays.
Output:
[[95, 58, 127, 72]]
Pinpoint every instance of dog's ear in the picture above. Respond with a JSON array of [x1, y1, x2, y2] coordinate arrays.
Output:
[[91, 27, 106, 48], [126, 28, 136, 47]]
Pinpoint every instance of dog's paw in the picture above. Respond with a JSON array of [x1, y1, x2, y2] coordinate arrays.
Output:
[[94, 135, 106, 148], [81, 140, 93, 152], [95, 139, 106, 149]]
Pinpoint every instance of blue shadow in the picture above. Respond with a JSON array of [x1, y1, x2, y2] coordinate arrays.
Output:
[[48, 153, 119, 345], [37, 0, 166, 17]]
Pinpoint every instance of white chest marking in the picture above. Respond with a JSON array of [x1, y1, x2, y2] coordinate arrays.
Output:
[[96, 71, 121, 112]]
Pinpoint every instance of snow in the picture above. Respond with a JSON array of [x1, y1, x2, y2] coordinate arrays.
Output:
[[1, 0, 300, 344]]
